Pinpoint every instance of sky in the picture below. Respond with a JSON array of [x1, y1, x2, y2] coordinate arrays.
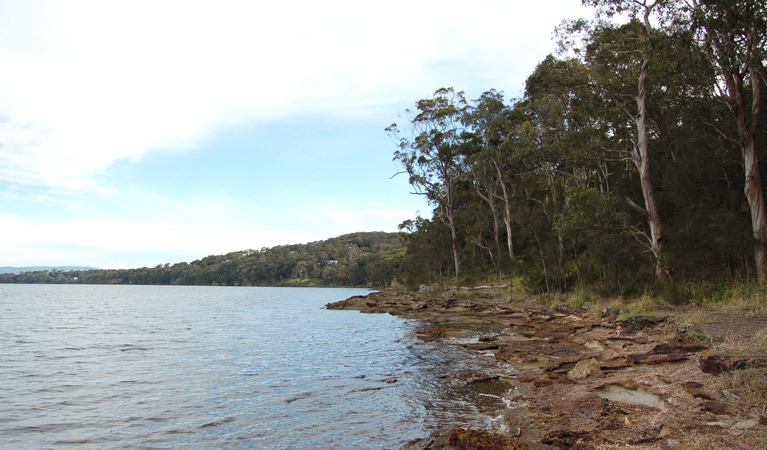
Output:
[[0, 0, 596, 269]]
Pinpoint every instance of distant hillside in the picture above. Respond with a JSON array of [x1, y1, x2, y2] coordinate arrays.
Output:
[[0, 232, 405, 287], [0, 266, 98, 275]]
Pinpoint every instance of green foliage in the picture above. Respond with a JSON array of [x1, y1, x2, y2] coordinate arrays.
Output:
[[0, 232, 405, 288], [388, 0, 766, 295]]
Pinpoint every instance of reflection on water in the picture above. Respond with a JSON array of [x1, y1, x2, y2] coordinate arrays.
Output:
[[0, 285, 508, 450]]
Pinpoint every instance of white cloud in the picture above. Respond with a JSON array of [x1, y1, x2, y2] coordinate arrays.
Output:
[[0, 0, 592, 190], [291, 201, 419, 237], [0, 214, 311, 268]]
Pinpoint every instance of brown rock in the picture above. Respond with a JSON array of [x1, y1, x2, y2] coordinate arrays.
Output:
[[567, 358, 602, 380], [628, 352, 689, 365], [463, 342, 499, 351], [701, 399, 730, 414], [561, 392, 607, 419], [652, 340, 709, 354], [599, 357, 633, 370], [400, 427, 518, 450], [495, 340, 554, 362], [698, 354, 767, 374], [681, 381, 716, 400], [542, 429, 589, 447], [449, 370, 500, 384]]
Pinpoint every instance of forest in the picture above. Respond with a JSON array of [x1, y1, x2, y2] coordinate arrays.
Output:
[[0, 232, 404, 287], [389, 0, 767, 298]]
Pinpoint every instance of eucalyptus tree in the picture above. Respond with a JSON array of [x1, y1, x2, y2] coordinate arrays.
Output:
[[388, 87, 471, 276], [556, 0, 676, 281], [521, 54, 609, 288], [686, 0, 767, 280], [464, 90, 520, 263]]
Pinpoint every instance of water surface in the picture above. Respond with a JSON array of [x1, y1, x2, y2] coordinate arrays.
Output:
[[0, 285, 503, 449]]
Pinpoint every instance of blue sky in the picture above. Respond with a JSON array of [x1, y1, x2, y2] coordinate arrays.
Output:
[[0, 0, 594, 269]]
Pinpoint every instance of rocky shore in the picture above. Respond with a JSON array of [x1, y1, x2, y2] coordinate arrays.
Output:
[[326, 288, 767, 449]]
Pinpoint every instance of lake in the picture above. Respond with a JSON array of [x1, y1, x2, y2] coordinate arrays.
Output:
[[0, 285, 503, 449]]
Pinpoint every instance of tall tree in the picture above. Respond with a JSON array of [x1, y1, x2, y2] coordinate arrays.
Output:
[[465, 90, 518, 263], [567, 0, 671, 280], [688, 0, 767, 280], [388, 88, 470, 276]]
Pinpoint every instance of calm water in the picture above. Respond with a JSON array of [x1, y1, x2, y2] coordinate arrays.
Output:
[[0, 285, 505, 449]]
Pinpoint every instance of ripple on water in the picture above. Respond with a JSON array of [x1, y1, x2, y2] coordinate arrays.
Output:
[[1, 285, 503, 450]]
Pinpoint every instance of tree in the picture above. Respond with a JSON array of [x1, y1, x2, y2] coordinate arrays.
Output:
[[688, 0, 767, 280], [464, 90, 521, 265], [570, 0, 671, 281], [388, 87, 470, 276]]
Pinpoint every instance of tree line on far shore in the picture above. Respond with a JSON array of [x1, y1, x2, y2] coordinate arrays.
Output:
[[390, 0, 767, 298], [0, 232, 404, 288]]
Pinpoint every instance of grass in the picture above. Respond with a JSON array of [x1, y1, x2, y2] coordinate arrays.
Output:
[[679, 429, 767, 450]]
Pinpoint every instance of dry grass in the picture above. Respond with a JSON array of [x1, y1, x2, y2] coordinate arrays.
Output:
[[676, 309, 715, 327], [707, 329, 767, 417], [714, 328, 767, 355], [719, 368, 767, 410], [712, 294, 767, 317], [679, 428, 767, 450]]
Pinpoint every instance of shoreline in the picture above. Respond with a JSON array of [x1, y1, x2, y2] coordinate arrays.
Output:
[[327, 288, 767, 449]]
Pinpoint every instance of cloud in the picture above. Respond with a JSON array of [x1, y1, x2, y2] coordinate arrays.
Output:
[[0, 0, 591, 191], [0, 214, 311, 268], [291, 201, 419, 237]]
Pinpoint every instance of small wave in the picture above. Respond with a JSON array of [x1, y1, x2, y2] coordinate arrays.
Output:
[[284, 392, 313, 404], [119, 346, 152, 352], [199, 416, 236, 428]]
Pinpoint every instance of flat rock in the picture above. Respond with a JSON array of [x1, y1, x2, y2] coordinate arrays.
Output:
[[568, 358, 602, 381], [699, 354, 767, 374], [681, 381, 716, 400], [399, 427, 518, 450], [734, 419, 758, 429], [701, 400, 730, 415]]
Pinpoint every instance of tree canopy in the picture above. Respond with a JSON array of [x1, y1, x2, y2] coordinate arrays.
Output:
[[391, 0, 767, 296]]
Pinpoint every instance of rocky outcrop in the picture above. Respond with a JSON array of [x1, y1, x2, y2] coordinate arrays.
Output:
[[327, 289, 767, 449]]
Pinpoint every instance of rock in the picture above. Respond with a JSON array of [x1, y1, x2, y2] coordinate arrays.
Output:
[[495, 340, 554, 363], [584, 340, 606, 351], [399, 427, 518, 450], [463, 342, 499, 351], [658, 425, 676, 438], [701, 400, 730, 415], [449, 370, 500, 384], [542, 429, 588, 447], [734, 419, 758, 429], [698, 354, 767, 374], [628, 352, 689, 365], [652, 340, 709, 354], [598, 357, 633, 370], [681, 381, 716, 400], [560, 392, 607, 419], [567, 358, 602, 380]]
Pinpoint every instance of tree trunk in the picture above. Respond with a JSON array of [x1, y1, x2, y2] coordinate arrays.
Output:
[[445, 186, 461, 277], [736, 69, 767, 281], [633, 57, 666, 281], [448, 213, 460, 276], [493, 158, 515, 261]]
